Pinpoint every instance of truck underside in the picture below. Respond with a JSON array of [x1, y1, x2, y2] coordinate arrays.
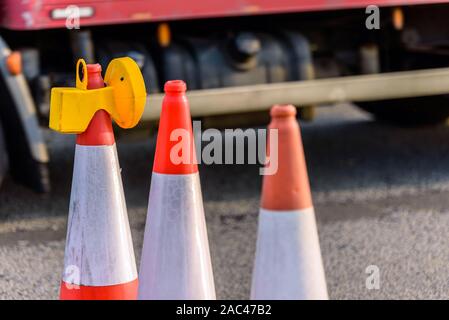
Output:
[[1, 2, 449, 191], [2, 4, 449, 118]]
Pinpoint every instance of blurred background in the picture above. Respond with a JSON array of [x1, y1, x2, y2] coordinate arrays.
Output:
[[1, 0, 449, 299]]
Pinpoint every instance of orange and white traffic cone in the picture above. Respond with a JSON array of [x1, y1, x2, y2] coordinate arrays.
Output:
[[49, 58, 147, 299], [138, 80, 216, 300], [250, 104, 328, 300]]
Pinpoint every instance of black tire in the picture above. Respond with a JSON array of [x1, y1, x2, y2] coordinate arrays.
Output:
[[0, 120, 8, 189], [357, 95, 449, 126]]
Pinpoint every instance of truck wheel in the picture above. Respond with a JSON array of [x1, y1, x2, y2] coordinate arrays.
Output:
[[0, 120, 8, 189], [358, 95, 449, 126]]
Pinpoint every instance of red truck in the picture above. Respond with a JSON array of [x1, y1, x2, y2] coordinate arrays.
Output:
[[0, 0, 448, 192]]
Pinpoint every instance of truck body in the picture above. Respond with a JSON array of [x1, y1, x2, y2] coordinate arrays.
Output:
[[1, 0, 446, 30], [0, 0, 449, 192]]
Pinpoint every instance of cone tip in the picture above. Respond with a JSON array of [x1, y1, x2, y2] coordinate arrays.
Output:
[[86, 63, 102, 73], [270, 104, 296, 118], [164, 80, 186, 93]]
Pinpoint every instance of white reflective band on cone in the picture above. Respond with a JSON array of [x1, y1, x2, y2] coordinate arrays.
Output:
[[251, 208, 328, 300], [138, 172, 216, 300], [62, 144, 137, 286]]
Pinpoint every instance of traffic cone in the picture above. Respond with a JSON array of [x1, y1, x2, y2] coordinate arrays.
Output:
[[50, 58, 147, 299], [250, 104, 328, 300], [138, 80, 216, 300]]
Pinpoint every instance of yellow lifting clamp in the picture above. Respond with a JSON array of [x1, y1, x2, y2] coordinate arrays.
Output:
[[49, 57, 147, 133]]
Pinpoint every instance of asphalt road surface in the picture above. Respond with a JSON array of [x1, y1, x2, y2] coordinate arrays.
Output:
[[2, 103, 449, 299]]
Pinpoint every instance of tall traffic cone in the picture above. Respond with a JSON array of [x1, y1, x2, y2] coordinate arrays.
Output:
[[49, 58, 147, 299], [138, 80, 216, 300], [251, 104, 328, 300]]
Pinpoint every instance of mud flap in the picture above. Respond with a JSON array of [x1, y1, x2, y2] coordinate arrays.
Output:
[[0, 120, 8, 188], [0, 37, 50, 192]]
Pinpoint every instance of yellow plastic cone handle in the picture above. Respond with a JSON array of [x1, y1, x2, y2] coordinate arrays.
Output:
[[49, 57, 147, 134]]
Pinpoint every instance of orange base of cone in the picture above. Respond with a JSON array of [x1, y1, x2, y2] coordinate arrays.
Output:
[[60, 278, 138, 300]]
